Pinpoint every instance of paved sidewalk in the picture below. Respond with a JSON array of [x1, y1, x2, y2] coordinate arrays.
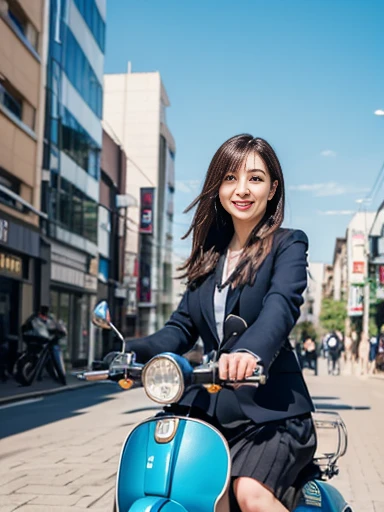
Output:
[[0, 362, 383, 511], [304, 361, 384, 512], [0, 372, 90, 405]]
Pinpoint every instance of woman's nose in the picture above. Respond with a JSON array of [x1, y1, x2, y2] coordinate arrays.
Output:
[[235, 179, 250, 196]]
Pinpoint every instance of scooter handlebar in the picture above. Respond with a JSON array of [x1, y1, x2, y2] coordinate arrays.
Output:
[[79, 370, 110, 381]]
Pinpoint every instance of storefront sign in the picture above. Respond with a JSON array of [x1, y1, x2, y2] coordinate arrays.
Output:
[[348, 284, 364, 316], [139, 188, 155, 234], [0, 219, 9, 244], [353, 261, 365, 274], [0, 252, 22, 277]]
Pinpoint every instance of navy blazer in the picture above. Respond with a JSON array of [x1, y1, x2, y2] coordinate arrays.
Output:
[[125, 228, 315, 424]]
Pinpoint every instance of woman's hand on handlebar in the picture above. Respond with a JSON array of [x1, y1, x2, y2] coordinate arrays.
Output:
[[218, 352, 259, 381]]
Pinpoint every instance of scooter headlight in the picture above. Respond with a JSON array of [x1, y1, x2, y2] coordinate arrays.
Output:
[[142, 354, 187, 404]]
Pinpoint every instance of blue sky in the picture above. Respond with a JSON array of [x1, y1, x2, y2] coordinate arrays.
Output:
[[104, 0, 384, 264]]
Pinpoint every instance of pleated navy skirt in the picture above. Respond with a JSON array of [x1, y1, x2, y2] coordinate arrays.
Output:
[[213, 389, 317, 511]]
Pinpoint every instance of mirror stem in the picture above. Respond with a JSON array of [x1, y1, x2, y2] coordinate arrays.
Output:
[[109, 322, 125, 352]]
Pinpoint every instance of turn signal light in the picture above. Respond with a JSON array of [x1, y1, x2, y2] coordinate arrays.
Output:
[[118, 379, 134, 390]]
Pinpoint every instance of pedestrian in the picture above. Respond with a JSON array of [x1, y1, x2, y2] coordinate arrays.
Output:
[[123, 135, 316, 512], [358, 332, 370, 376], [325, 331, 342, 375], [368, 333, 378, 375], [343, 333, 353, 375], [303, 336, 318, 375], [375, 327, 384, 372]]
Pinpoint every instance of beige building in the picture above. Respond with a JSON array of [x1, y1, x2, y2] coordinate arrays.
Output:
[[103, 69, 176, 336], [0, 0, 48, 360]]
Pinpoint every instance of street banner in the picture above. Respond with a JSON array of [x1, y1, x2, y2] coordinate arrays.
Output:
[[139, 188, 155, 234], [350, 230, 366, 285], [379, 265, 384, 285], [348, 284, 364, 316]]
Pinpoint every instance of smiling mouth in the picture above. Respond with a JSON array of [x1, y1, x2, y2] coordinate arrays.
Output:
[[232, 201, 254, 210]]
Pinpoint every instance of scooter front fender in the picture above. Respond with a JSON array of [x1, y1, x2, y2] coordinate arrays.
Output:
[[116, 416, 230, 512]]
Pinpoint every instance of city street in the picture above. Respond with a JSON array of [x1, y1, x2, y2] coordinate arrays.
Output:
[[0, 364, 383, 512]]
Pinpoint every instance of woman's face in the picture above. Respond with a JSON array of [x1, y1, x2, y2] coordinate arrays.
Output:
[[218, 151, 278, 228]]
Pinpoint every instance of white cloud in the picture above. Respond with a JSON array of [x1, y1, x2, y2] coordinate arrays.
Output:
[[175, 180, 201, 194], [289, 182, 345, 196], [320, 149, 337, 157], [318, 210, 355, 216], [289, 182, 369, 197]]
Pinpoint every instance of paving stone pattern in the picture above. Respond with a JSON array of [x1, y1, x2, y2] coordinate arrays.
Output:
[[0, 364, 384, 511]]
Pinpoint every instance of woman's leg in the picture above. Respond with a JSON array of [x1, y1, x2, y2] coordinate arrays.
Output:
[[233, 477, 288, 512]]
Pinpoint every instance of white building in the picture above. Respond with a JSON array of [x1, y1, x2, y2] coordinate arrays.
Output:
[[299, 262, 324, 327], [103, 70, 176, 336], [346, 211, 376, 318]]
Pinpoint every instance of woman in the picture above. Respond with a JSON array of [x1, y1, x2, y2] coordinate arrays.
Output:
[[125, 135, 316, 512]]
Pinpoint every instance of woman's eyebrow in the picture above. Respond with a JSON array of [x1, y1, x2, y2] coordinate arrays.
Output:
[[246, 168, 266, 175]]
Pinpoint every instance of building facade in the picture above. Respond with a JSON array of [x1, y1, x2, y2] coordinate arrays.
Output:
[[299, 262, 324, 327], [0, 0, 48, 366], [103, 70, 176, 336], [41, 0, 106, 366], [95, 126, 135, 358], [369, 205, 384, 331], [332, 237, 347, 302], [345, 211, 375, 321]]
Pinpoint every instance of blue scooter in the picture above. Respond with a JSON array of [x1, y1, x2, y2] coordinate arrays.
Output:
[[80, 301, 352, 512]]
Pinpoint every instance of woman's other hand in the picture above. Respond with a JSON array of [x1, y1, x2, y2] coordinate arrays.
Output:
[[219, 352, 258, 381]]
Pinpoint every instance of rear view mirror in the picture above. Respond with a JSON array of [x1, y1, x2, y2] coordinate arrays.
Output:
[[92, 301, 111, 330]]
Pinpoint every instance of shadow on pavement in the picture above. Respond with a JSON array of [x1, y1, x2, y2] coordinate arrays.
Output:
[[312, 396, 340, 400], [314, 403, 370, 411], [124, 406, 162, 414], [0, 384, 123, 440]]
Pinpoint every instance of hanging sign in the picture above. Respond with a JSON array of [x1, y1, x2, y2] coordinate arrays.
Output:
[[0, 219, 9, 243], [139, 188, 155, 234]]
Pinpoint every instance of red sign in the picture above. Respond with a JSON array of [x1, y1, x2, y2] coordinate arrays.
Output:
[[139, 188, 155, 234], [353, 261, 364, 274], [379, 265, 384, 285]]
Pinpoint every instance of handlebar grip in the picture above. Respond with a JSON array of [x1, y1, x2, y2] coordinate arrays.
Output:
[[81, 370, 109, 381]]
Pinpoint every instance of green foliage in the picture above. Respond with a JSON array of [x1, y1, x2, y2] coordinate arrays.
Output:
[[320, 298, 347, 332], [292, 321, 318, 341]]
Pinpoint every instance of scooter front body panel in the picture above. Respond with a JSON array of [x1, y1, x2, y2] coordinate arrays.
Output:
[[116, 416, 230, 512], [294, 480, 350, 512]]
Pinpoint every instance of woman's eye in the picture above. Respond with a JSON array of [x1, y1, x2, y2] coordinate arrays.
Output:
[[250, 176, 262, 182], [224, 175, 235, 181]]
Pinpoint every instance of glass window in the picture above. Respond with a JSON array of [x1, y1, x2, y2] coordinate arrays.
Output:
[[0, 82, 22, 120], [59, 188, 72, 229], [72, 190, 83, 235], [59, 107, 101, 176], [0, 167, 23, 212], [83, 199, 98, 244], [8, 6, 25, 35]]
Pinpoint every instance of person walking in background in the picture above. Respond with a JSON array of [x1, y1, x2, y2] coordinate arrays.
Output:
[[358, 332, 370, 376], [303, 336, 318, 375], [325, 331, 342, 376], [375, 327, 384, 372], [369, 333, 379, 375]]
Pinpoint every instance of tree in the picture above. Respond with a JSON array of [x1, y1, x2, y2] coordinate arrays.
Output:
[[292, 321, 318, 341], [320, 298, 347, 333]]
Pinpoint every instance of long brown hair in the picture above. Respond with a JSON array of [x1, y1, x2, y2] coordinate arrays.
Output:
[[180, 134, 285, 288]]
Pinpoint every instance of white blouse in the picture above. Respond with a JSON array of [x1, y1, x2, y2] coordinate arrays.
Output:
[[214, 249, 243, 343]]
